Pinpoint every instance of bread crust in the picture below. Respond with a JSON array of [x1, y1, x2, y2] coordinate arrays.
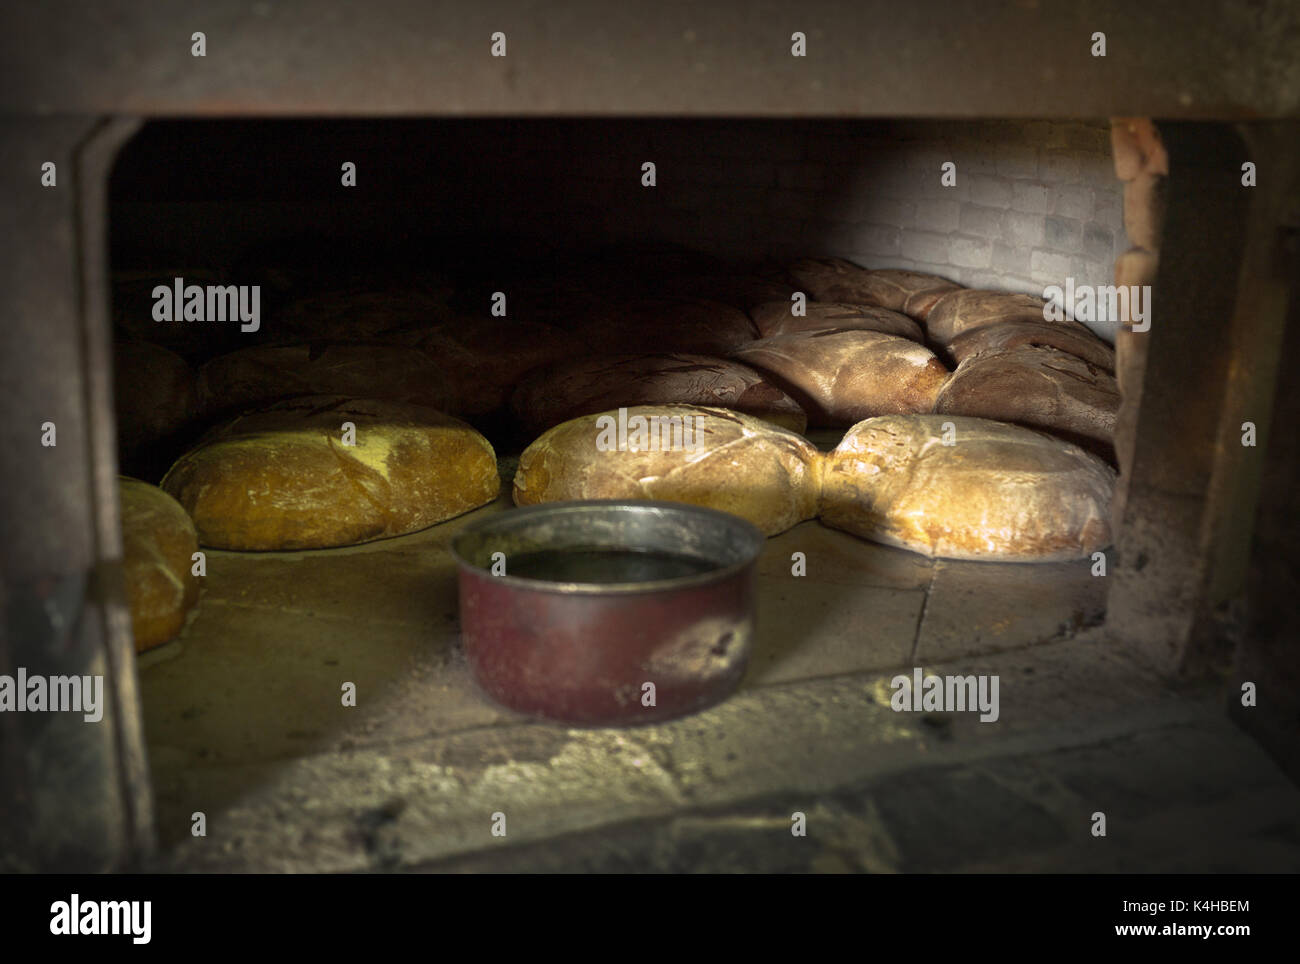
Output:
[[510, 352, 807, 435], [162, 396, 499, 550], [731, 329, 950, 427], [119, 477, 201, 651], [820, 415, 1115, 561], [513, 404, 822, 536], [934, 345, 1119, 456]]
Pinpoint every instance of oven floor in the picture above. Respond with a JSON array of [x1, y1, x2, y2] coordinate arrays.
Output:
[[137, 459, 1300, 873]]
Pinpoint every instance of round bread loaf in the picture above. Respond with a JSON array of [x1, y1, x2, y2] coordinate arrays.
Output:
[[513, 405, 821, 536], [114, 340, 198, 457], [820, 415, 1115, 562], [111, 268, 244, 362], [923, 289, 1080, 345], [195, 342, 456, 420], [119, 477, 201, 651], [510, 353, 808, 435], [750, 300, 924, 341], [943, 319, 1115, 371], [162, 396, 499, 550], [933, 345, 1119, 456], [787, 259, 961, 319], [730, 329, 950, 427], [414, 317, 585, 416], [573, 298, 759, 355]]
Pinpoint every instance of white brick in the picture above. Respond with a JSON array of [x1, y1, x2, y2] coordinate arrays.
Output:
[[1012, 181, 1050, 214], [855, 223, 902, 256], [1043, 215, 1083, 250], [1030, 249, 1073, 284], [1002, 210, 1045, 247], [1071, 257, 1112, 288], [969, 175, 1013, 208], [992, 241, 1029, 275], [1083, 222, 1114, 262], [950, 236, 993, 269], [1040, 150, 1082, 183], [914, 197, 961, 232], [952, 143, 999, 176], [1053, 184, 1095, 220], [996, 143, 1038, 179], [900, 229, 951, 266], [959, 203, 1003, 238]]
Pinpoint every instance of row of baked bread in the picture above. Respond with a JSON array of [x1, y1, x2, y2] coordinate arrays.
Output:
[[150, 393, 1113, 563], [123, 396, 1113, 651], [115, 259, 1120, 486], [513, 405, 1115, 562]]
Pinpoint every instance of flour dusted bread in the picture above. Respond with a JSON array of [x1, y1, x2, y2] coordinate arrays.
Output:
[[195, 342, 456, 420], [820, 415, 1114, 562], [414, 317, 584, 416], [510, 353, 807, 435], [934, 345, 1119, 456], [750, 301, 924, 342], [730, 329, 950, 427], [162, 396, 499, 550], [513, 405, 821, 536], [787, 259, 961, 319], [119, 478, 201, 651], [924, 290, 1081, 345], [942, 319, 1115, 371]]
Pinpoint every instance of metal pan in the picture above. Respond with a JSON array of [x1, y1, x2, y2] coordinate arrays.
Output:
[[451, 500, 765, 725]]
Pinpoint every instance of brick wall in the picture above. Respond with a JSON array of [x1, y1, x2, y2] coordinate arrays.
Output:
[[466, 119, 1127, 340]]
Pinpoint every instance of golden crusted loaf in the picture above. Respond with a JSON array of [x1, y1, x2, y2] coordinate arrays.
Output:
[[513, 404, 822, 536], [162, 395, 499, 550], [119, 477, 201, 651], [820, 414, 1115, 562]]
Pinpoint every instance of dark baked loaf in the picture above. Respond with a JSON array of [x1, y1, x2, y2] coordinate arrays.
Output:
[[113, 340, 198, 461], [942, 319, 1115, 371], [195, 342, 456, 420], [820, 414, 1115, 562], [413, 317, 585, 417], [750, 300, 924, 342], [510, 352, 808, 435], [119, 477, 201, 651], [162, 395, 499, 550], [787, 259, 961, 319], [923, 289, 1078, 345], [730, 329, 950, 427], [933, 345, 1119, 457]]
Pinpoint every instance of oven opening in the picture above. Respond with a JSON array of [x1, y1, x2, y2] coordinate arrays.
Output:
[[11, 114, 1288, 873]]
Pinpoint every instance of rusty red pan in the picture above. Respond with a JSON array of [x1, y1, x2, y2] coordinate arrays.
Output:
[[451, 500, 765, 725]]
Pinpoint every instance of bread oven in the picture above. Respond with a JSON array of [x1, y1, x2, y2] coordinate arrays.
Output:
[[3, 1, 1299, 875]]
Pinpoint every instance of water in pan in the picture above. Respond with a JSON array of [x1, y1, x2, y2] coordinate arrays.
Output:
[[504, 547, 717, 584]]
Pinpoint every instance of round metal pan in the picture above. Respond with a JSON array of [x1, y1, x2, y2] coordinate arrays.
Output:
[[451, 500, 765, 725]]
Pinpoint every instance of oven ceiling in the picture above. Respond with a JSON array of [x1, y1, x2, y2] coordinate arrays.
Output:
[[2, 0, 1298, 118]]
